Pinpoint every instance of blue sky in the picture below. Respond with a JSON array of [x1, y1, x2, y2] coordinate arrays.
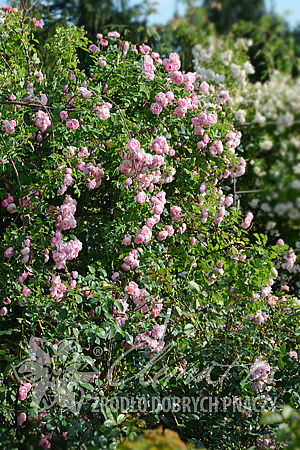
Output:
[[148, 0, 300, 27], [267, 0, 300, 27]]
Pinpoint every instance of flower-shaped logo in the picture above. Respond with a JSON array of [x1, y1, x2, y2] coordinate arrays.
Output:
[[13, 336, 97, 414]]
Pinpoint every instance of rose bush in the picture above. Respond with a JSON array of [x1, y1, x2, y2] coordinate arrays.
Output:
[[0, 5, 298, 449]]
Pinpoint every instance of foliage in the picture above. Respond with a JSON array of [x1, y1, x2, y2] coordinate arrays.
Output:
[[0, 4, 298, 449], [260, 406, 300, 449], [118, 426, 195, 449], [203, 0, 266, 33]]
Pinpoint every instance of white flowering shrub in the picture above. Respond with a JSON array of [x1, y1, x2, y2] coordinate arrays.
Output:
[[193, 35, 300, 288]]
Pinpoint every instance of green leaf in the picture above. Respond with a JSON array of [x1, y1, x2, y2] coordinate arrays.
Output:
[[282, 405, 295, 420], [125, 332, 133, 345], [117, 414, 126, 424], [184, 323, 194, 335], [187, 280, 200, 293], [260, 412, 282, 425]]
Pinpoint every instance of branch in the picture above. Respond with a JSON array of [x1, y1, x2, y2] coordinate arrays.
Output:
[[0, 100, 76, 112], [0, 133, 24, 217], [0, 53, 14, 73], [103, 95, 132, 138]]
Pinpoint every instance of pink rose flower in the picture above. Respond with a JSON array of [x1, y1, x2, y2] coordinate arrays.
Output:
[[127, 139, 140, 153], [200, 81, 209, 93], [22, 287, 31, 297], [123, 235, 131, 246], [0, 307, 8, 316], [18, 385, 29, 401], [98, 56, 106, 67], [66, 119, 80, 130], [135, 191, 147, 204], [108, 31, 120, 39], [125, 281, 140, 297], [4, 247, 14, 258], [18, 412, 27, 425], [241, 212, 253, 229], [157, 230, 168, 241], [250, 360, 270, 382], [150, 102, 163, 115], [112, 272, 120, 281], [2, 120, 16, 134], [165, 91, 174, 102], [88, 44, 98, 53], [207, 113, 217, 124]]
